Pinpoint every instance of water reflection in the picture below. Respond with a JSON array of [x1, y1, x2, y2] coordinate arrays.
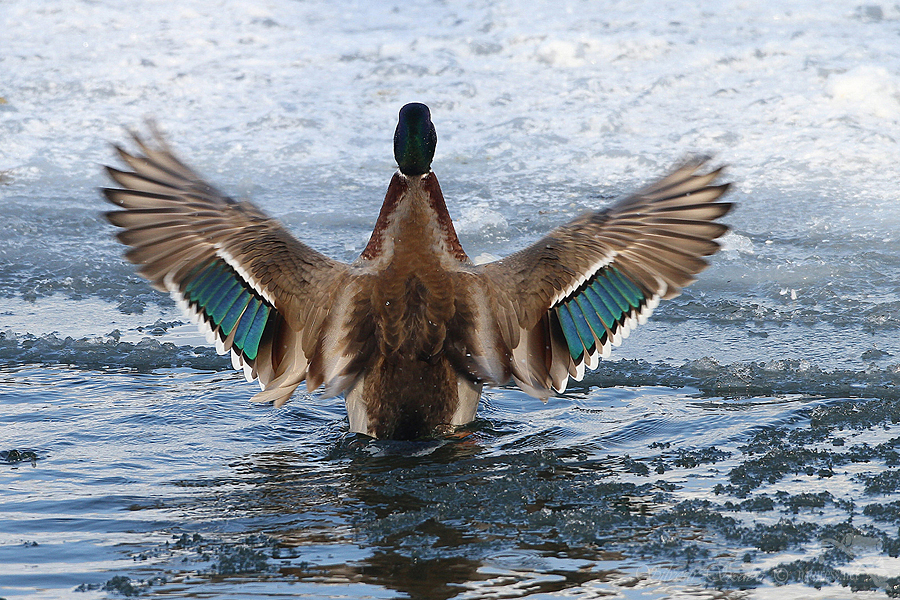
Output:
[[172, 429, 681, 598], [156, 388, 900, 598], [292, 551, 488, 600]]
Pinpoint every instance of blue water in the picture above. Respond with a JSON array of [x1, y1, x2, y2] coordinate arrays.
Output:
[[4, 361, 900, 597], [4, 0, 900, 597]]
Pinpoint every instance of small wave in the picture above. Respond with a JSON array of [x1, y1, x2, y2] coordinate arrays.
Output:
[[0, 331, 227, 371], [662, 290, 900, 331], [4, 326, 900, 401], [583, 357, 900, 400], [4, 328, 900, 404]]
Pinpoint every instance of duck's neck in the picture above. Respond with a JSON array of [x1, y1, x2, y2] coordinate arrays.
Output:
[[360, 171, 468, 264]]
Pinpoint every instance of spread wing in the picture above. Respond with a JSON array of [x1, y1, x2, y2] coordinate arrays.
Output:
[[102, 126, 354, 406], [461, 159, 733, 398]]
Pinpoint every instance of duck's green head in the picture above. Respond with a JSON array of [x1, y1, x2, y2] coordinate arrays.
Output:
[[393, 103, 437, 176]]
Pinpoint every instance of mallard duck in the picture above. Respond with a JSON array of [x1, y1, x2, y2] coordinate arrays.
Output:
[[103, 103, 732, 440]]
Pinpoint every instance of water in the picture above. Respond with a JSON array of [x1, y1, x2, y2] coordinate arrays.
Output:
[[3, 0, 900, 597]]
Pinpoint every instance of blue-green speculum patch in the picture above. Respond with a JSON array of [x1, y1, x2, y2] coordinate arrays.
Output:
[[394, 103, 437, 176]]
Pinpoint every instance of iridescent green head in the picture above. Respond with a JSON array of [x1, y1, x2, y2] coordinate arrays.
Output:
[[393, 103, 437, 176]]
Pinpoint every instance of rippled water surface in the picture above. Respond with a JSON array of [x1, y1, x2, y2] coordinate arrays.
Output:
[[3, 0, 900, 598]]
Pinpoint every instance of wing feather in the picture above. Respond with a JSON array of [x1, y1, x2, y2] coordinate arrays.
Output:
[[471, 158, 732, 399], [103, 125, 358, 406]]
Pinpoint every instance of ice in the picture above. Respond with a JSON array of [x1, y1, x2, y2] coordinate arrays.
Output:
[[454, 204, 509, 236], [827, 65, 900, 119], [2, 0, 897, 196], [1, 0, 899, 372], [719, 231, 755, 256]]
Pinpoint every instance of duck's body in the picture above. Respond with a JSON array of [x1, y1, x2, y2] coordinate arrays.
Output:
[[345, 171, 482, 438], [103, 103, 733, 439]]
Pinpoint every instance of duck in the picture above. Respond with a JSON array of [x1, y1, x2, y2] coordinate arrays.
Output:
[[103, 102, 732, 440]]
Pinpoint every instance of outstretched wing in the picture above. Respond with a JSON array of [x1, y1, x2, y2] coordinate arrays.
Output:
[[467, 159, 732, 398], [102, 126, 351, 406]]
